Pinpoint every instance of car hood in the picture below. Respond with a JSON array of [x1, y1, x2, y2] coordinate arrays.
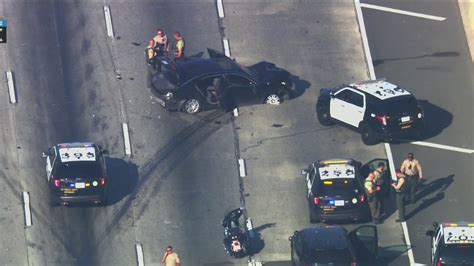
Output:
[[248, 62, 290, 85]]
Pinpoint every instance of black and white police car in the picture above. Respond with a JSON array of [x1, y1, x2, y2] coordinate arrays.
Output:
[[426, 222, 474, 265], [316, 79, 424, 145], [43, 142, 108, 206], [301, 159, 371, 223]]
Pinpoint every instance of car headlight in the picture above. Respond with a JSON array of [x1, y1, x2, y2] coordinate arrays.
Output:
[[164, 92, 173, 100]]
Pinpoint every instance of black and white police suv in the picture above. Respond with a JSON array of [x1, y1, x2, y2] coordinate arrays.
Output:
[[43, 142, 108, 206], [316, 79, 424, 145], [426, 222, 474, 265], [289, 225, 378, 265], [301, 159, 371, 223]]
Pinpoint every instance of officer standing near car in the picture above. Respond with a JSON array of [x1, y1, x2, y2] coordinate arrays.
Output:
[[172, 31, 185, 61], [369, 162, 387, 216], [400, 152, 423, 204], [365, 172, 381, 224], [392, 170, 406, 222]]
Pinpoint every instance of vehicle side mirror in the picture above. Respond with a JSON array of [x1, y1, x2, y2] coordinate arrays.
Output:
[[288, 236, 293, 241], [42, 152, 48, 158], [329, 92, 335, 98], [301, 169, 308, 175], [101, 149, 109, 155], [426, 230, 435, 237], [433, 222, 438, 228]]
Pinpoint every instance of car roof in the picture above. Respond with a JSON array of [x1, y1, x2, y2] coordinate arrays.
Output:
[[176, 57, 245, 83], [440, 223, 474, 245], [56, 142, 98, 163], [349, 79, 412, 100], [315, 159, 358, 180], [300, 226, 349, 250]]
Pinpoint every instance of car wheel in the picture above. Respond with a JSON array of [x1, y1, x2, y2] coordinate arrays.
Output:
[[360, 123, 378, 145], [317, 107, 334, 126], [182, 98, 202, 114], [309, 204, 320, 223], [265, 94, 282, 105]]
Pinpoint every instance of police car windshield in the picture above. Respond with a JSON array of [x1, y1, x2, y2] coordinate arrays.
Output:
[[56, 162, 102, 178], [382, 96, 419, 116], [440, 244, 474, 264], [303, 249, 353, 264]]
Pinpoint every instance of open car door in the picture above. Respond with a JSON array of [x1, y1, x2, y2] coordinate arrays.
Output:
[[361, 158, 391, 197], [208, 48, 230, 59], [349, 225, 378, 263]]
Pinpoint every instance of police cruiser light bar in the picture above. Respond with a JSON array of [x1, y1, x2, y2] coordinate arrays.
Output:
[[318, 162, 355, 180], [58, 144, 96, 163], [351, 79, 411, 100], [442, 223, 474, 244]]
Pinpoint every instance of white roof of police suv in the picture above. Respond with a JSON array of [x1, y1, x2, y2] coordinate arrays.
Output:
[[442, 223, 474, 245], [351, 79, 411, 100], [58, 142, 97, 163]]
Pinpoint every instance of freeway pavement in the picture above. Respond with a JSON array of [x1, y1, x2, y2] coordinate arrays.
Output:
[[361, 0, 474, 264]]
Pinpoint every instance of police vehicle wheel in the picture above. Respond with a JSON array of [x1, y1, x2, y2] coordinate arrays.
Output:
[[360, 124, 377, 145], [182, 98, 202, 114], [317, 107, 334, 126], [265, 94, 282, 105], [309, 205, 320, 223]]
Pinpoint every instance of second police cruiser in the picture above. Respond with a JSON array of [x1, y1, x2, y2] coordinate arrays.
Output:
[[426, 222, 474, 265]]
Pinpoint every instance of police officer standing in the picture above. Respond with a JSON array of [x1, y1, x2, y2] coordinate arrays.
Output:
[[369, 162, 386, 216], [400, 152, 423, 204], [392, 170, 406, 222], [365, 171, 381, 224], [173, 31, 185, 61]]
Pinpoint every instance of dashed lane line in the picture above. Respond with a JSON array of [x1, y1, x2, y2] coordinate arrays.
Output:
[[6, 70, 16, 104], [122, 123, 132, 156], [410, 141, 474, 154], [238, 158, 246, 177], [216, 0, 225, 18], [103, 5, 114, 38], [135, 244, 144, 266], [355, 0, 417, 265], [360, 3, 446, 21], [22, 191, 32, 227]]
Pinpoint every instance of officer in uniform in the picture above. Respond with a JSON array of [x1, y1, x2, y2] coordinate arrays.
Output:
[[400, 152, 423, 204], [365, 172, 381, 224], [392, 170, 406, 222], [173, 31, 185, 61]]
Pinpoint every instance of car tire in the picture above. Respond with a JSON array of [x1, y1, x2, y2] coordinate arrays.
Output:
[[317, 107, 334, 126], [360, 123, 378, 145], [309, 205, 320, 223], [265, 93, 282, 105], [182, 97, 202, 114]]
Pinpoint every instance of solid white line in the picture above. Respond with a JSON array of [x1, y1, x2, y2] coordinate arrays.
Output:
[[103, 5, 114, 38], [135, 244, 144, 266], [355, 0, 417, 264], [6, 71, 16, 104], [360, 3, 446, 21], [238, 158, 246, 177], [223, 38, 231, 57], [122, 123, 132, 156], [354, 0, 376, 80], [217, 0, 225, 18], [246, 218, 254, 238], [233, 107, 239, 117], [22, 191, 32, 227], [410, 141, 474, 154]]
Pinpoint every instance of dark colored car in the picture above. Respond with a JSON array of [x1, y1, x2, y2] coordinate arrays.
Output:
[[316, 79, 424, 145], [426, 222, 474, 265], [150, 49, 294, 113], [301, 159, 371, 223], [289, 225, 378, 265], [43, 142, 108, 206]]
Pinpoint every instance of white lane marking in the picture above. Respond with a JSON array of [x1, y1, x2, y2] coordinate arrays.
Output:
[[103, 5, 115, 38], [246, 218, 254, 238], [233, 107, 239, 117], [135, 244, 144, 266], [238, 158, 246, 177], [22, 191, 32, 227], [122, 123, 132, 156], [217, 0, 225, 18], [355, 0, 416, 264], [360, 3, 446, 21], [223, 38, 231, 57], [410, 141, 474, 154], [6, 71, 16, 104]]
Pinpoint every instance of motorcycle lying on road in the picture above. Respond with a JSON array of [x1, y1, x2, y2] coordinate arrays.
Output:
[[222, 208, 249, 258]]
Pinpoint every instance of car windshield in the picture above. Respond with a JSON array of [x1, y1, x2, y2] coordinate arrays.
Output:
[[440, 244, 474, 264], [317, 179, 360, 196], [56, 162, 102, 178], [303, 248, 354, 264], [382, 96, 419, 116]]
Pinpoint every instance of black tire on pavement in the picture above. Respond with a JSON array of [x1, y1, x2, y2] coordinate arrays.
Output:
[[360, 123, 378, 145], [317, 107, 334, 126]]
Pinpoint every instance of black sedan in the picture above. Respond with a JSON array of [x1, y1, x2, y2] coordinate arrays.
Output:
[[289, 225, 378, 265], [301, 159, 371, 223], [149, 49, 294, 114]]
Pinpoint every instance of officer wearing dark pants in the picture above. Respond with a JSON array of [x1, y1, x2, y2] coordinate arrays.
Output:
[[392, 170, 406, 222], [400, 152, 423, 204], [365, 173, 381, 224]]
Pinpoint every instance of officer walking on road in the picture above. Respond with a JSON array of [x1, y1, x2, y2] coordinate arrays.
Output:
[[400, 152, 423, 204], [392, 169, 407, 222], [365, 171, 381, 224], [161, 246, 181, 266]]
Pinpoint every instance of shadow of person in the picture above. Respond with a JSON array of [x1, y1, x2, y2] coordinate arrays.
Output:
[[416, 174, 454, 201], [406, 192, 444, 220], [247, 223, 276, 256], [288, 74, 311, 99], [377, 244, 413, 265]]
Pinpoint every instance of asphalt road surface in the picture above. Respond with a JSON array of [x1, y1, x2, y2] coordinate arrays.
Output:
[[362, 0, 474, 264]]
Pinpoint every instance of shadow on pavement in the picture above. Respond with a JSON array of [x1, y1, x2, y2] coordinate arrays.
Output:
[[377, 244, 412, 266], [406, 174, 454, 219], [105, 157, 139, 205], [373, 51, 460, 66], [248, 222, 276, 256]]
